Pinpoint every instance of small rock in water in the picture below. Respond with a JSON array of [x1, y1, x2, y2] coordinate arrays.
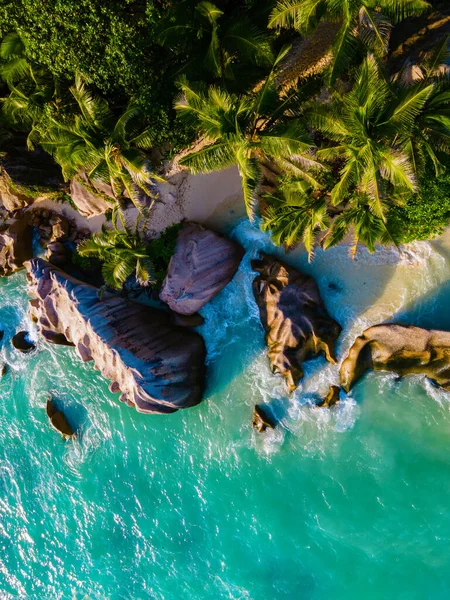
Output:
[[252, 404, 276, 433], [0, 330, 4, 343], [46, 396, 75, 440], [0, 363, 7, 377], [12, 331, 36, 353], [316, 385, 340, 408]]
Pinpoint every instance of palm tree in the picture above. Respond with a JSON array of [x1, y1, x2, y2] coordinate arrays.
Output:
[[261, 178, 329, 259], [307, 53, 436, 220], [33, 75, 163, 209], [77, 210, 155, 290], [175, 49, 323, 218], [393, 37, 450, 176], [157, 0, 273, 85], [322, 196, 396, 257], [268, 0, 429, 81]]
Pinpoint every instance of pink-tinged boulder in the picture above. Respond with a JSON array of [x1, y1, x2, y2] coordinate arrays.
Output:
[[26, 259, 206, 414], [160, 223, 244, 315], [252, 253, 341, 393], [0, 214, 33, 276], [340, 324, 450, 392], [69, 172, 114, 217]]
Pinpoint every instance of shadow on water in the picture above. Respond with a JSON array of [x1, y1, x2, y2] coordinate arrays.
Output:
[[393, 278, 450, 331]]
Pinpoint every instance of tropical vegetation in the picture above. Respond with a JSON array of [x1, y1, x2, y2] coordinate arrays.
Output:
[[0, 0, 449, 270]]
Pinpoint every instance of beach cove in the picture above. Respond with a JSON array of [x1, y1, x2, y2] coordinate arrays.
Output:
[[1, 199, 450, 598]]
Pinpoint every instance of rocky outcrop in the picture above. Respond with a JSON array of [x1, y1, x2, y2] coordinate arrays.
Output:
[[26, 259, 206, 414], [340, 324, 450, 392], [69, 172, 114, 217], [160, 222, 244, 315], [46, 396, 75, 439], [252, 405, 276, 432], [316, 385, 340, 408], [12, 331, 36, 353], [0, 214, 33, 276], [252, 254, 341, 393]]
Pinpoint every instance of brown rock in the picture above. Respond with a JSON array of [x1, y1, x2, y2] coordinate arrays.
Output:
[[316, 385, 340, 408], [46, 396, 74, 439], [50, 216, 70, 242], [12, 331, 36, 353], [46, 242, 67, 267], [160, 222, 244, 315], [340, 324, 450, 392], [0, 214, 33, 276], [252, 404, 276, 432], [26, 258, 206, 414], [252, 253, 341, 393], [171, 312, 205, 328]]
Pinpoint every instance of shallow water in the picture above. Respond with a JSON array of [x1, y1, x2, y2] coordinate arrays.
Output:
[[1, 220, 450, 599]]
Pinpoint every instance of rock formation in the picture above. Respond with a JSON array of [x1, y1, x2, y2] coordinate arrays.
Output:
[[160, 222, 244, 315], [46, 396, 75, 439], [316, 385, 340, 408], [340, 324, 450, 392], [252, 404, 276, 432], [26, 259, 206, 414], [252, 254, 341, 393], [12, 331, 36, 353], [69, 172, 114, 217], [0, 214, 33, 276]]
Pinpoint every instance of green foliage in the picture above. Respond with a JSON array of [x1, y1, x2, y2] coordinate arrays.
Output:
[[32, 75, 164, 208], [77, 215, 156, 290], [147, 224, 181, 285], [175, 54, 323, 218], [261, 179, 329, 259], [388, 168, 450, 243], [268, 0, 429, 81], [157, 0, 274, 89], [309, 53, 450, 221]]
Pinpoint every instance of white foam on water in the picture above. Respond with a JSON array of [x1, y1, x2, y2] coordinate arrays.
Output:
[[203, 218, 450, 453]]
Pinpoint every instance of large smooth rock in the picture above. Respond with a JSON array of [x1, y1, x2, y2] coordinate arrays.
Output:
[[340, 324, 450, 392], [0, 214, 33, 276], [252, 254, 342, 393], [69, 172, 114, 217], [26, 259, 206, 414], [160, 222, 244, 315]]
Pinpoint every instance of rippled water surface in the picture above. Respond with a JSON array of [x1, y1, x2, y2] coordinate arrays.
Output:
[[1, 221, 450, 599]]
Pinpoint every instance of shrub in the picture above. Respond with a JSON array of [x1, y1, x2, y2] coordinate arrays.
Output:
[[388, 169, 450, 244]]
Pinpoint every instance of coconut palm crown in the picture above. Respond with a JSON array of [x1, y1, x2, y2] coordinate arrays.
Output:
[[77, 210, 155, 290], [33, 75, 163, 208], [308, 53, 450, 220], [269, 0, 430, 81], [175, 48, 323, 218]]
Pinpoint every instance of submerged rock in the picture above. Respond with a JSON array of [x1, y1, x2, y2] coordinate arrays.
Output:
[[341, 324, 450, 392], [1, 363, 7, 377], [252, 404, 276, 432], [252, 253, 342, 393], [46, 396, 74, 439], [160, 222, 244, 315], [26, 259, 206, 414], [12, 331, 36, 353], [0, 214, 33, 276], [316, 385, 340, 408]]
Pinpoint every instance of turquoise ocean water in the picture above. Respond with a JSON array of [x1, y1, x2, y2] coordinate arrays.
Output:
[[1, 219, 450, 599]]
